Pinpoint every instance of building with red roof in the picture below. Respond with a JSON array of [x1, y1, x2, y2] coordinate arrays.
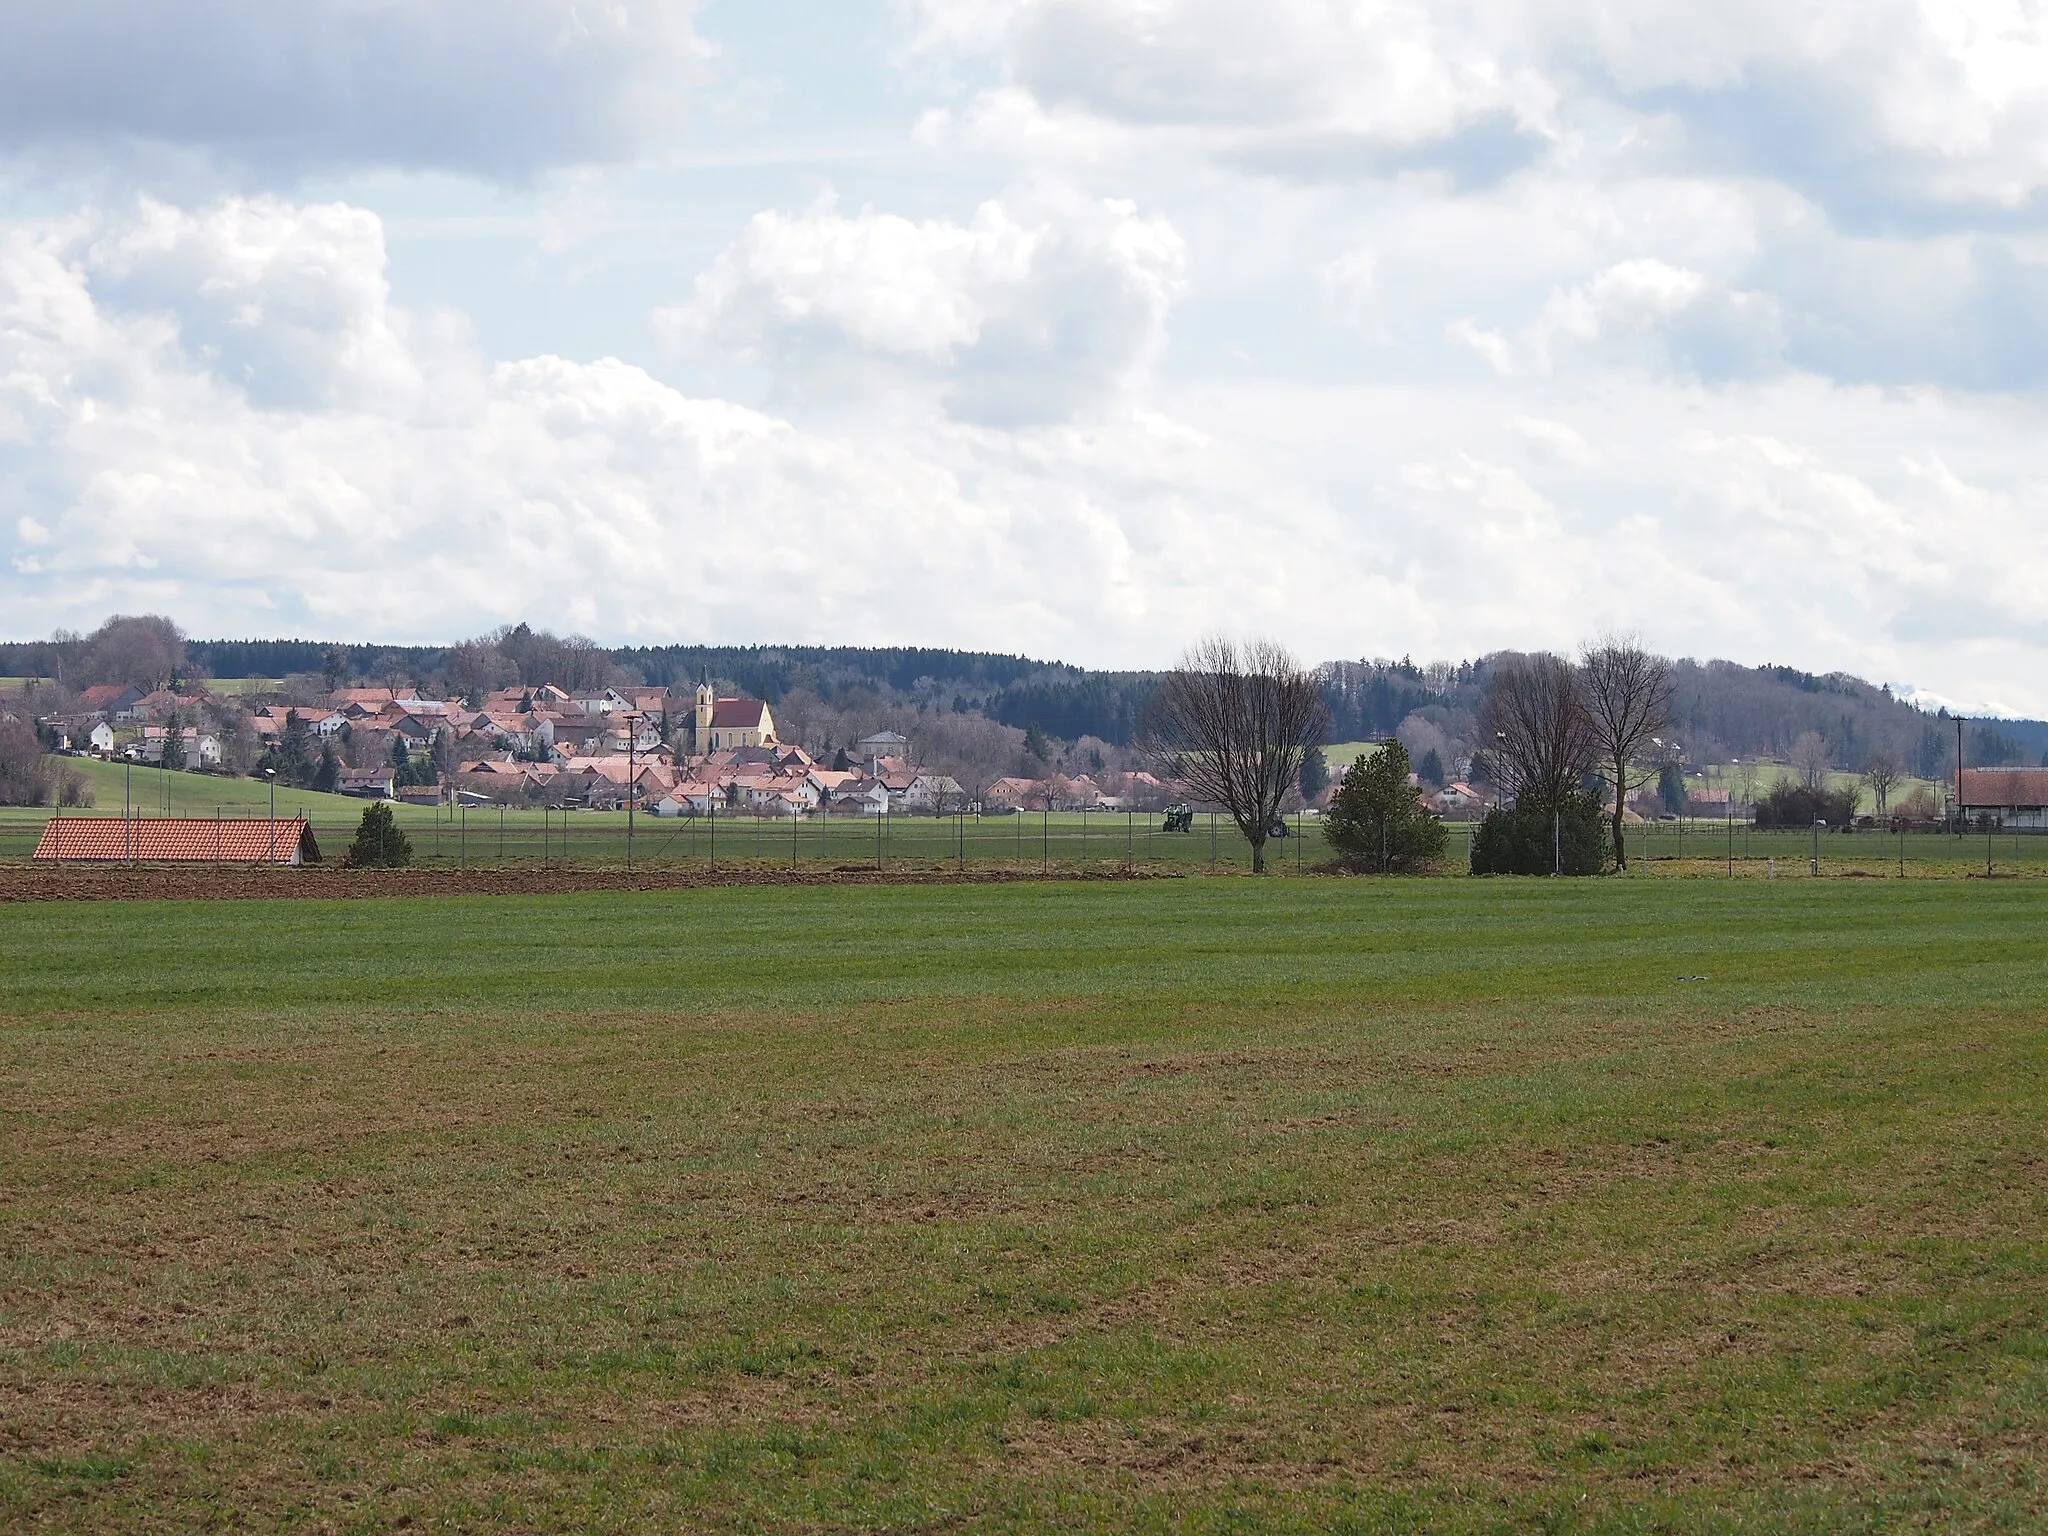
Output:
[[33, 816, 321, 864], [683, 684, 777, 753], [1958, 768, 2048, 829]]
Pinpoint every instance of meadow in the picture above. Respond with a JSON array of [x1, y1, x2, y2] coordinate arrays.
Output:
[[2, 876, 2045, 1532]]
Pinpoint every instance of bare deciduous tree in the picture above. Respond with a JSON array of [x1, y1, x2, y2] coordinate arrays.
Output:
[[1862, 747, 1904, 814], [1140, 636, 1327, 874], [1580, 633, 1673, 871], [1790, 730, 1831, 791], [446, 638, 518, 702], [1479, 653, 1596, 813], [77, 614, 186, 691]]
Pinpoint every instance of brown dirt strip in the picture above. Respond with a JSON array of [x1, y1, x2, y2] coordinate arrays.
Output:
[[0, 863, 1181, 904]]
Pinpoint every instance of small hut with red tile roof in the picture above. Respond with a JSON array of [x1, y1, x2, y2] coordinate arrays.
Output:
[[33, 816, 320, 864]]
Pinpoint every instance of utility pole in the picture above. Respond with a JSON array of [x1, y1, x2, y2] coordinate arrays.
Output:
[[623, 710, 641, 872], [1956, 715, 1966, 847]]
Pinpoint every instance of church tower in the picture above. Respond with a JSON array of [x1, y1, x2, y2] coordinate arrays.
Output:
[[695, 683, 714, 754]]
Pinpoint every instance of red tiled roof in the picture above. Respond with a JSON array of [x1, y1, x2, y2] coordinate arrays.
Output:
[[1959, 768, 2048, 807], [34, 816, 319, 863]]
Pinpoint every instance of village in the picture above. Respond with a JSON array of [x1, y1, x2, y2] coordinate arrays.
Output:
[[33, 677, 1216, 823]]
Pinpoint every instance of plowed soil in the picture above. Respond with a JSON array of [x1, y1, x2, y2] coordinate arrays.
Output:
[[0, 862, 1179, 903]]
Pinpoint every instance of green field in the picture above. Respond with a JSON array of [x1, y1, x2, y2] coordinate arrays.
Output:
[[10, 762, 2048, 878], [3, 878, 2045, 1531]]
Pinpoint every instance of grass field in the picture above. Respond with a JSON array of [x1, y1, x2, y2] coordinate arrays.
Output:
[[2, 877, 2045, 1532], [10, 765, 2048, 877]]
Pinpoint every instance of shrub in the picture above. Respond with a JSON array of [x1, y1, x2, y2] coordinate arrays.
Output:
[[0, 719, 53, 806], [344, 802, 412, 869], [56, 768, 94, 808], [1753, 782, 1857, 829], [1323, 739, 1448, 872], [1471, 790, 1607, 875]]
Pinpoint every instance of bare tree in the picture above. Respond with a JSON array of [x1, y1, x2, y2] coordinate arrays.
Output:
[[1479, 653, 1595, 813], [1734, 758, 1759, 810], [1790, 731, 1831, 791], [446, 637, 518, 702], [1862, 747, 1904, 814], [1140, 636, 1328, 873], [1579, 633, 1673, 871], [77, 614, 186, 691], [0, 716, 53, 806]]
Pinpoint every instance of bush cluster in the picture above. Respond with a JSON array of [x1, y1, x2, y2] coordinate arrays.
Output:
[[1752, 783, 1858, 829], [1471, 790, 1608, 876]]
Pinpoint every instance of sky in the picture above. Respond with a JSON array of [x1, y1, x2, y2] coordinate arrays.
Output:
[[2, 1, 2047, 713]]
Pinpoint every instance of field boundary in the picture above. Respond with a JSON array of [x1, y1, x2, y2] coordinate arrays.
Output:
[[0, 862, 1185, 904]]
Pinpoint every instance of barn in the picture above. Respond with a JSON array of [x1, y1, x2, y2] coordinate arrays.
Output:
[[1957, 768, 2048, 830]]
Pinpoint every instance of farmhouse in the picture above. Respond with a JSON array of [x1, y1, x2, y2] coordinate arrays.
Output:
[[856, 730, 909, 763], [1429, 782, 1487, 819], [33, 816, 321, 865], [338, 768, 397, 799], [1685, 787, 1735, 819], [1957, 767, 2048, 829]]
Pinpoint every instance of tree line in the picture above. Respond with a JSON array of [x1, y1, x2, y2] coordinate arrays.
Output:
[[7, 615, 2044, 783]]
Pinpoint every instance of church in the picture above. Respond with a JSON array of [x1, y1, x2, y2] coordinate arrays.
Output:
[[686, 685, 777, 754]]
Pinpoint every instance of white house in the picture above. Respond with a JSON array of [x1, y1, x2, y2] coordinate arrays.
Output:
[[900, 772, 965, 812], [824, 780, 891, 816], [89, 721, 116, 755]]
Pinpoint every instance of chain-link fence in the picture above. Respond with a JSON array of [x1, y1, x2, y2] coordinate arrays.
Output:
[[9, 796, 2048, 875]]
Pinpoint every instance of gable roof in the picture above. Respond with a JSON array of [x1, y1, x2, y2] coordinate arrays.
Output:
[[708, 697, 771, 728], [1959, 767, 2048, 807], [34, 816, 319, 864]]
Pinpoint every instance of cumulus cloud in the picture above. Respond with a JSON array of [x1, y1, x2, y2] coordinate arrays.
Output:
[[908, 0, 1556, 182], [7, 84, 2048, 712], [655, 187, 1186, 425], [909, 0, 2048, 215], [0, 0, 711, 178], [0, 196, 1314, 656]]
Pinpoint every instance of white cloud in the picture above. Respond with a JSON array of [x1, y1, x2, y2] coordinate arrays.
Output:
[[655, 186, 1187, 424], [0, 0, 712, 178], [1512, 415, 1596, 467], [8, 0, 2048, 719], [909, 0, 2048, 211], [0, 196, 1312, 657]]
